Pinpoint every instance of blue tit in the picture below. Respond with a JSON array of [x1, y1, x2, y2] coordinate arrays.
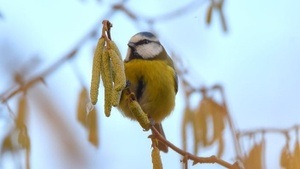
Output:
[[118, 32, 178, 152]]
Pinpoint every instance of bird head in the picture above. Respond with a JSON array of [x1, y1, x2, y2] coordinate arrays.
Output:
[[125, 32, 164, 62]]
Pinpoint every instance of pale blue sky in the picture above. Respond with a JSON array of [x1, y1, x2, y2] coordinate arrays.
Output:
[[1, 0, 300, 169]]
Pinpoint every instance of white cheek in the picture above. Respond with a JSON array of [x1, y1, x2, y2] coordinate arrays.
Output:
[[138, 44, 162, 59]]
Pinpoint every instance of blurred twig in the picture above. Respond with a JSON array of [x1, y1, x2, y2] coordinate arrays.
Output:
[[237, 125, 300, 138], [211, 0, 227, 32], [0, 11, 117, 103], [0, 51, 76, 103], [113, 0, 206, 23], [113, 0, 227, 32]]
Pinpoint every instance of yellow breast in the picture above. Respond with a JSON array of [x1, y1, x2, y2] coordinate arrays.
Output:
[[118, 59, 176, 122]]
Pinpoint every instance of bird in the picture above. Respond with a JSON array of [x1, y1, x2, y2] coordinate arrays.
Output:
[[118, 32, 178, 152]]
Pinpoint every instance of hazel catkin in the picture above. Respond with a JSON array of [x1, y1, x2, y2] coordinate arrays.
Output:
[[101, 49, 113, 117], [151, 146, 163, 169], [108, 47, 126, 92], [90, 37, 105, 105], [107, 45, 126, 106], [128, 98, 150, 131]]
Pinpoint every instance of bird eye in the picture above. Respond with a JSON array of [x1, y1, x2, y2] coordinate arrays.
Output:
[[143, 39, 150, 44], [135, 39, 152, 46]]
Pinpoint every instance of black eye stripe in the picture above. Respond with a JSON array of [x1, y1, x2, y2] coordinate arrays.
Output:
[[134, 39, 160, 46], [135, 39, 151, 46]]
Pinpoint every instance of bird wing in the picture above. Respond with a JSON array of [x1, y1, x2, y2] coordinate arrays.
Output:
[[165, 55, 178, 94]]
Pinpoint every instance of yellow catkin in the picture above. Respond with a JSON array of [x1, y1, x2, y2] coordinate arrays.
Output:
[[16, 95, 30, 150], [16, 95, 27, 129], [87, 108, 99, 147], [151, 146, 163, 169], [108, 40, 122, 60], [77, 87, 88, 127], [280, 146, 289, 168], [108, 41, 121, 81], [108, 47, 126, 92], [111, 90, 122, 107], [128, 99, 150, 130], [101, 49, 113, 117], [293, 142, 300, 169], [194, 100, 208, 147], [90, 37, 105, 105], [108, 44, 126, 106], [210, 100, 225, 157], [18, 125, 30, 150]]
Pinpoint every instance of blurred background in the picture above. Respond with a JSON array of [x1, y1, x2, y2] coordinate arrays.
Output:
[[1, 0, 300, 169]]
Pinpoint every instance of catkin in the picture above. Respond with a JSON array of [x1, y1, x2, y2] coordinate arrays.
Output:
[[18, 125, 30, 150], [108, 47, 126, 106], [77, 87, 88, 127], [128, 99, 150, 130], [90, 37, 105, 105], [111, 90, 122, 107], [16, 95, 30, 150], [108, 47, 126, 92], [280, 145, 290, 168], [16, 95, 27, 128], [151, 146, 163, 169], [101, 49, 113, 117], [294, 142, 300, 169], [90, 37, 126, 116], [108, 41, 120, 81], [87, 108, 99, 147], [108, 40, 122, 60]]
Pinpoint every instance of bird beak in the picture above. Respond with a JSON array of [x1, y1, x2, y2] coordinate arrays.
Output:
[[127, 42, 136, 49]]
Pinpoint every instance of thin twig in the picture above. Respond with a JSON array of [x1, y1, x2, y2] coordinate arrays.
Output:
[[213, 0, 227, 32], [150, 126, 240, 169], [101, 20, 113, 41]]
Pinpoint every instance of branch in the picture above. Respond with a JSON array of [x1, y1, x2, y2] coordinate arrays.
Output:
[[101, 20, 113, 41], [0, 51, 76, 103], [123, 82, 240, 168], [112, 0, 205, 23], [237, 125, 300, 138], [150, 126, 241, 169], [0, 13, 116, 103]]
